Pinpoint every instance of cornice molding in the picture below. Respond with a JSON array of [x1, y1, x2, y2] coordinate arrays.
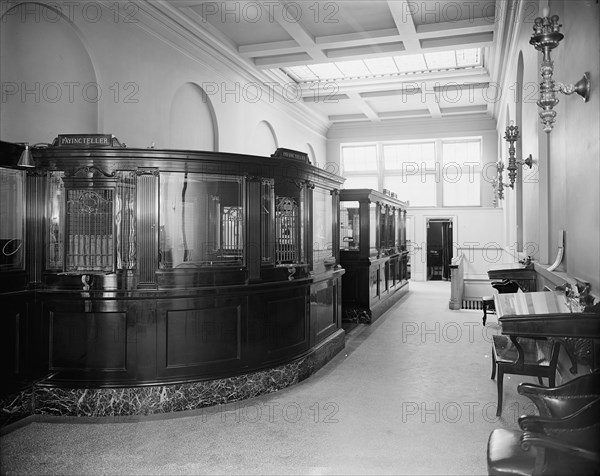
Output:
[[327, 113, 497, 140], [489, 0, 525, 121]]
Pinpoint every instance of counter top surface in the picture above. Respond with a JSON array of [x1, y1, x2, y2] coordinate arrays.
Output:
[[494, 291, 573, 318], [488, 262, 528, 271]]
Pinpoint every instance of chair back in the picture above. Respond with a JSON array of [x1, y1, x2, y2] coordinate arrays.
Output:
[[492, 279, 521, 294]]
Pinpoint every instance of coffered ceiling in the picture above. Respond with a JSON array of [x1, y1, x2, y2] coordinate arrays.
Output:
[[149, 0, 499, 125]]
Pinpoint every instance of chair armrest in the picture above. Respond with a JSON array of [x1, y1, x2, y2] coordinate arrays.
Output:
[[518, 397, 600, 432], [518, 372, 600, 418], [518, 414, 555, 432], [519, 371, 600, 399], [519, 432, 600, 464]]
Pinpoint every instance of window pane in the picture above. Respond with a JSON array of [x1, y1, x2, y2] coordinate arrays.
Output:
[[384, 174, 436, 207], [342, 145, 377, 172], [340, 201, 360, 251], [383, 142, 435, 170], [442, 140, 481, 167], [343, 175, 378, 190], [443, 170, 481, 206], [0, 168, 25, 271], [313, 186, 333, 264], [160, 173, 243, 267]]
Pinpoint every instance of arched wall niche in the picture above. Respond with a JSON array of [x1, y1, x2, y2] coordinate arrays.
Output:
[[169, 82, 219, 151], [515, 51, 525, 253], [248, 120, 278, 157], [0, 2, 98, 144]]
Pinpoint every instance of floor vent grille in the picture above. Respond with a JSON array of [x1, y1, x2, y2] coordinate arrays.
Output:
[[462, 299, 483, 310]]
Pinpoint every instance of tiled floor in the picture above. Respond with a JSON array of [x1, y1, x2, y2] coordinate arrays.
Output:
[[0, 281, 538, 475]]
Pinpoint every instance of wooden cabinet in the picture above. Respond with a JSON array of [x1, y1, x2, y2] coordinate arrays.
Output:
[[0, 139, 345, 389], [339, 189, 409, 323]]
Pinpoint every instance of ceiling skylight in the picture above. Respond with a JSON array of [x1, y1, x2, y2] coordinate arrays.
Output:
[[281, 48, 482, 83]]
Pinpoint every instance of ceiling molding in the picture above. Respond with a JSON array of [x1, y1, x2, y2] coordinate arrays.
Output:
[[133, 0, 501, 129]]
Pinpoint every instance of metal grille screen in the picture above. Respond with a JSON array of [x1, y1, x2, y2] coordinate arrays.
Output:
[[276, 196, 298, 263], [66, 189, 114, 271]]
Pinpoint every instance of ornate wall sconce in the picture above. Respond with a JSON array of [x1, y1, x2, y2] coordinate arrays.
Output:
[[494, 161, 510, 200], [504, 122, 533, 189], [529, 8, 591, 133]]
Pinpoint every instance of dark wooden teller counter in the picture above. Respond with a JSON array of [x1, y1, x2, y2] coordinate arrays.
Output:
[[0, 137, 347, 421]]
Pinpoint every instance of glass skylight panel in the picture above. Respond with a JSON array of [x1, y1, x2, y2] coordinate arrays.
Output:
[[393, 54, 427, 73], [307, 63, 343, 80], [424, 51, 457, 70], [279, 48, 482, 82], [456, 48, 481, 67], [364, 57, 398, 75], [335, 60, 372, 78], [286, 65, 316, 82]]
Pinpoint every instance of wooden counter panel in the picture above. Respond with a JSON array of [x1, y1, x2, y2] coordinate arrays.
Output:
[[165, 306, 241, 367], [265, 295, 308, 358], [50, 311, 127, 370], [155, 295, 246, 380], [311, 279, 338, 343]]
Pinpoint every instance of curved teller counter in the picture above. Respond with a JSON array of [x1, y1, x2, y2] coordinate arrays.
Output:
[[0, 137, 345, 421]]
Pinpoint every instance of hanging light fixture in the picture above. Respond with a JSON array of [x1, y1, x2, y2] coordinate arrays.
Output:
[[529, 7, 591, 133], [17, 144, 35, 168]]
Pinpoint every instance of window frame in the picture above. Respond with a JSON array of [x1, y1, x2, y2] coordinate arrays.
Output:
[[340, 136, 483, 208]]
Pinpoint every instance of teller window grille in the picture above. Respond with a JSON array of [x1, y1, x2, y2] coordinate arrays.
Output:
[[65, 189, 114, 272], [275, 196, 298, 263]]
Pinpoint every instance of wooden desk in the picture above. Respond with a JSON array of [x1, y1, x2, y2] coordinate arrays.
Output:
[[495, 291, 571, 318], [495, 291, 600, 373], [494, 291, 600, 339], [487, 263, 536, 292]]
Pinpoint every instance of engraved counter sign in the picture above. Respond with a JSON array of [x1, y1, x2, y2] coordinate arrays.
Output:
[[57, 134, 113, 147]]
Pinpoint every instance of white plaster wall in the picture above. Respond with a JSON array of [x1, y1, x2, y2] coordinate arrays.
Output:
[[0, 1, 328, 163], [407, 207, 506, 282], [494, 0, 600, 294]]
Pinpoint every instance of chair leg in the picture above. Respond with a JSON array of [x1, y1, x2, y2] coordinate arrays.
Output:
[[491, 349, 496, 380], [549, 373, 556, 388], [537, 376, 544, 385], [496, 369, 504, 417], [482, 301, 487, 326]]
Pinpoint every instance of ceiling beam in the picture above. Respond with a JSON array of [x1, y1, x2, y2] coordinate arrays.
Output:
[[238, 40, 301, 57], [387, 0, 420, 51], [265, 0, 327, 62], [347, 92, 380, 122], [314, 28, 401, 49]]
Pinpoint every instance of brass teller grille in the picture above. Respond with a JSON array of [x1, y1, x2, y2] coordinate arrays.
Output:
[[66, 189, 114, 272]]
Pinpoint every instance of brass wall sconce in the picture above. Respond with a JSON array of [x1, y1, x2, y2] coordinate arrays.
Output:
[[494, 161, 510, 200], [529, 8, 591, 133], [504, 122, 533, 189]]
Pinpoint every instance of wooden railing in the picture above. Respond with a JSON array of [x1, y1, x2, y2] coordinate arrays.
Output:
[[449, 254, 464, 310]]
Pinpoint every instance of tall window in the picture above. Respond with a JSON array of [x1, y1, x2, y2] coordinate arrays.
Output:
[[383, 142, 436, 207], [341, 137, 483, 207], [441, 139, 481, 206], [340, 144, 378, 190]]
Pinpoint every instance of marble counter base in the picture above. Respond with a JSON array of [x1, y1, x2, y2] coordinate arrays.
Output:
[[1, 330, 344, 427]]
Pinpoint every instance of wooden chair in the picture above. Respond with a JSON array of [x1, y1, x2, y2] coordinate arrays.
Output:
[[482, 279, 521, 325], [487, 396, 600, 475], [491, 336, 561, 416]]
